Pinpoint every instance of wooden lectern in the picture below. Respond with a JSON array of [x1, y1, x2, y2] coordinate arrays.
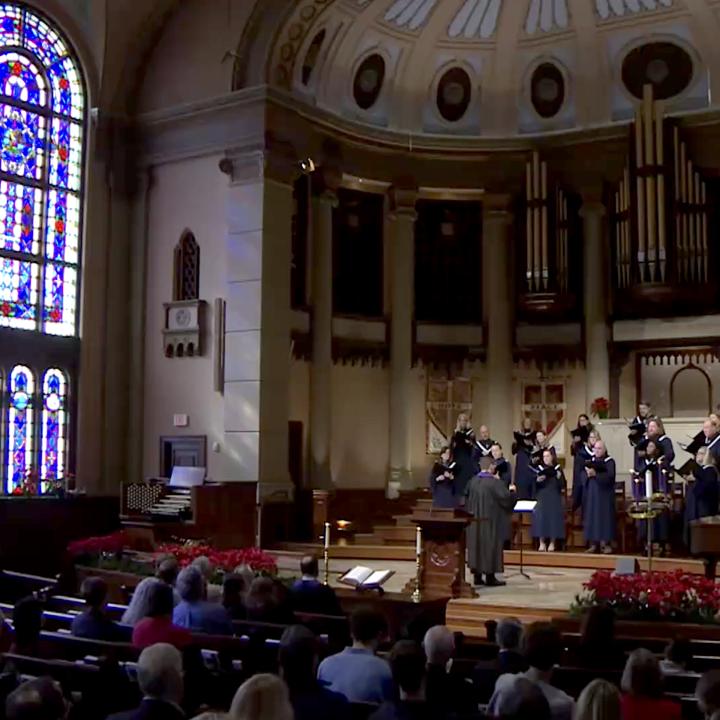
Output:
[[404, 499, 476, 599]]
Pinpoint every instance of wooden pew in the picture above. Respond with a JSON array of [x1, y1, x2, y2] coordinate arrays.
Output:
[[0, 570, 57, 602]]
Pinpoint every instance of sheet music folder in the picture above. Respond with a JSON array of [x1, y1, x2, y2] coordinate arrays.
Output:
[[513, 500, 537, 513]]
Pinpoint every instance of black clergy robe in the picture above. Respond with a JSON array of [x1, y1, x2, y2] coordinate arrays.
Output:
[[464, 472, 517, 575]]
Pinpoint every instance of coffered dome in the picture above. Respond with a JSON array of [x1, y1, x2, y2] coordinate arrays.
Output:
[[267, 0, 716, 137]]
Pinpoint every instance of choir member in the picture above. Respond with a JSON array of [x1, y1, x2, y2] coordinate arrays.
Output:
[[628, 401, 652, 451], [465, 468, 517, 587], [582, 440, 616, 554], [571, 414, 594, 516], [702, 419, 720, 464], [474, 425, 495, 471], [451, 413, 477, 499], [646, 418, 675, 467], [512, 417, 536, 500], [429, 446, 457, 509], [490, 442, 513, 545], [632, 439, 670, 554], [683, 447, 720, 547], [530, 448, 566, 552]]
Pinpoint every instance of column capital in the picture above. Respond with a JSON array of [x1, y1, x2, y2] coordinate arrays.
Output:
[[218, 145, 301, 187], [388, 183, 418, 221], [483, 193, 513, 225]]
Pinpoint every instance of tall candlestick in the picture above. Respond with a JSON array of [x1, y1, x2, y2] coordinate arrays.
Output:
[[324, 522, 331, 550], [323, 522, 330, 586], [645, 469, 653, 501], [415, 525, 422, 557], [412, 525, 422, 603]]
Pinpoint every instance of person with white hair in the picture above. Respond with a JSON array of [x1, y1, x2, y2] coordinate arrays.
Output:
[[620, 648, 680, 720], [107, 643, 185, 720], [5, 677, 67, 720], [423, 625, 475, 716], [172, 566, 232, 636], [122, 578, 164, 626], [190, 556, 221, 603], [229, 674, 293, 720]]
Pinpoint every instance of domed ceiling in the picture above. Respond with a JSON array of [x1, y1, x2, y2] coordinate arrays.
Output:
[[268, 0, 717, 137]]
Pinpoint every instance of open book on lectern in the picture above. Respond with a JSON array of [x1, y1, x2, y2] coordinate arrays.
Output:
[[338, 566, 395, 589], [514, 500, 537, 513]]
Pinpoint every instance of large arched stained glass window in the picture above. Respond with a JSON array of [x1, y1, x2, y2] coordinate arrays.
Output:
[[0, 4, 84, 336]]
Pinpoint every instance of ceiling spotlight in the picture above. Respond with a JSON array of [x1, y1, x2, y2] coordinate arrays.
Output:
[[299, 158, 316, 174]]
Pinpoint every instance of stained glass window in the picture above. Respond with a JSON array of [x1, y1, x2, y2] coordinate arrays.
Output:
[[6, 364, 34, 493], [0, 5, 83, 495], [0, 4, 84, 336]]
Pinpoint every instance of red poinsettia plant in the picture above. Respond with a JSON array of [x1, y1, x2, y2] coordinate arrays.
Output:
[[68, 531, 129, 558], [590, 397, 610, 419], [156, 542, 277, 576], [571, 570, 720, 623]]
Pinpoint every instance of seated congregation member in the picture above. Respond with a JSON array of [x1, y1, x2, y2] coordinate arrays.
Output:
[[108, 644, 185, 720], [8, 596, 43, 657], [660, 637, 693, 675], [684, 447, 720, 546], [132, 582, 192, 650], [229, 674, 293, 720], [222, 573, 247, 620], [423, 625, 476, 716], [569, 605, 624, 670], [369, 640, 430, 720], [290, 555, 342, 616], [173, 566, 233, 636], [575, 679, 621, 720], [278, 625, 348, 720], [696, 670, 720, 719], [244, 577, 295, 625], [620, 648, 681, 720], [317, 607, 394, 704], [488, 675, 551, 720], [490, 622, 574, 720], [429, 446, 457, 508], [122, 578, 165, 626], [473, 617, 527, 702], [190, 556, 221, 603], [582, 440, 617, 554], [465, 469, 517, 587], [5, 678, 66, 720], [156, 557, 181, 606], [531, 449, 566, 553], [71, 577, 125, 642]]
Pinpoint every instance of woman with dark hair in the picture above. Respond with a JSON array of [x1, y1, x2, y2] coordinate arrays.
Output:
[[570, 605, 624, 669], [621, 649, 680, 720], [245, 577, 295, 625], [571, 414, 594, 517]]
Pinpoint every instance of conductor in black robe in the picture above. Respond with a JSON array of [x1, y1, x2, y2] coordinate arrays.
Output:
[[582, 440, 616, 554], [429, 446, 457, 509], [451, 413, 477, 500], [683, 447, 720, 547]]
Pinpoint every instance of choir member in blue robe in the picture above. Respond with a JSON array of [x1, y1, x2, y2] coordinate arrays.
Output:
[[628, 401, 652, 459], [473, 425, 495, 471], [683, 447, 720, 547], [570, 414, 593, 515], [632, 439, 671, 551], [530, 448, 566, 552], [429, 446, 457, 508], [512, 418, 536, 500], [490, 442, 513, 544], [451, 413, 477, 500], [582, 440, 616, 554], [702, 419, 720, 464]]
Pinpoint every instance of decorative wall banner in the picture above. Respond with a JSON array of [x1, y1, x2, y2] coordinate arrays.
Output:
[[426, 373, 473, 453], [521, 380, 566, 455]]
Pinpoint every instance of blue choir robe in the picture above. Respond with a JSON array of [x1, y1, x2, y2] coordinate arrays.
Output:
[[451, 429, 477, 499], [705, 434, 720, 465], [571, 443, 593, 515], [629, 415, 650, 467], [530, 464, 566, 540], [429, 461, 457, 508], [684, 465, 720, 546], [473, 438, 495, 471], [633, 457, 669, 543], [582, 456, 617, 544]]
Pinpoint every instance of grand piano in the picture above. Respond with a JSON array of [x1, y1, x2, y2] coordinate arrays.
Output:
[[120, 467, 257, 550], [689, 516, 720, 579]]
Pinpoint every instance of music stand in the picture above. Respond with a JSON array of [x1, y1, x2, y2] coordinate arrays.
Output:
[[506, 500, 537, 580]]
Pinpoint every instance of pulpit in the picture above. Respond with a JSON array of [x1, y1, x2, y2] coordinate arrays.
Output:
[[404, 500, 476, 599]]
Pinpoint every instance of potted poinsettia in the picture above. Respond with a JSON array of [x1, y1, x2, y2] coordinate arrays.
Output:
[[590, 397, 610, 420]]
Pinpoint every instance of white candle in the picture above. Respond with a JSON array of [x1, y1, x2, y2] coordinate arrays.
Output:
[[324, 522, 330, 550], [645, 469, 653, 500], [416, 526, 422, 557]]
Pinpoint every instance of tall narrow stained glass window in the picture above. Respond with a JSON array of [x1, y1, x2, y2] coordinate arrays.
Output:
[[0, 5, 84, 494]]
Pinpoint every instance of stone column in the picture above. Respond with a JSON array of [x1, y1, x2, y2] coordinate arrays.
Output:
[[387, 185, 418, 490], [581, 200, 610, 409], [308, 177, 337, 489], [482, 195, 514, 448], [219, 150, 293, 500]]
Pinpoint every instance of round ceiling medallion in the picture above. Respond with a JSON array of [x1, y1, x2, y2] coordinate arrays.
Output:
[[353, 54, 385, 110], [621, 42, 694, 100], [530, 62, 565, 118], [436, 67, 471, 122]]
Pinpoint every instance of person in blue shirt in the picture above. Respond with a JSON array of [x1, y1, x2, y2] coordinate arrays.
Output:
[[290, 555, 342, 616], [71, 577, 125, 642], [317, 607, 394, 704], [172, 566, 233, 636]]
